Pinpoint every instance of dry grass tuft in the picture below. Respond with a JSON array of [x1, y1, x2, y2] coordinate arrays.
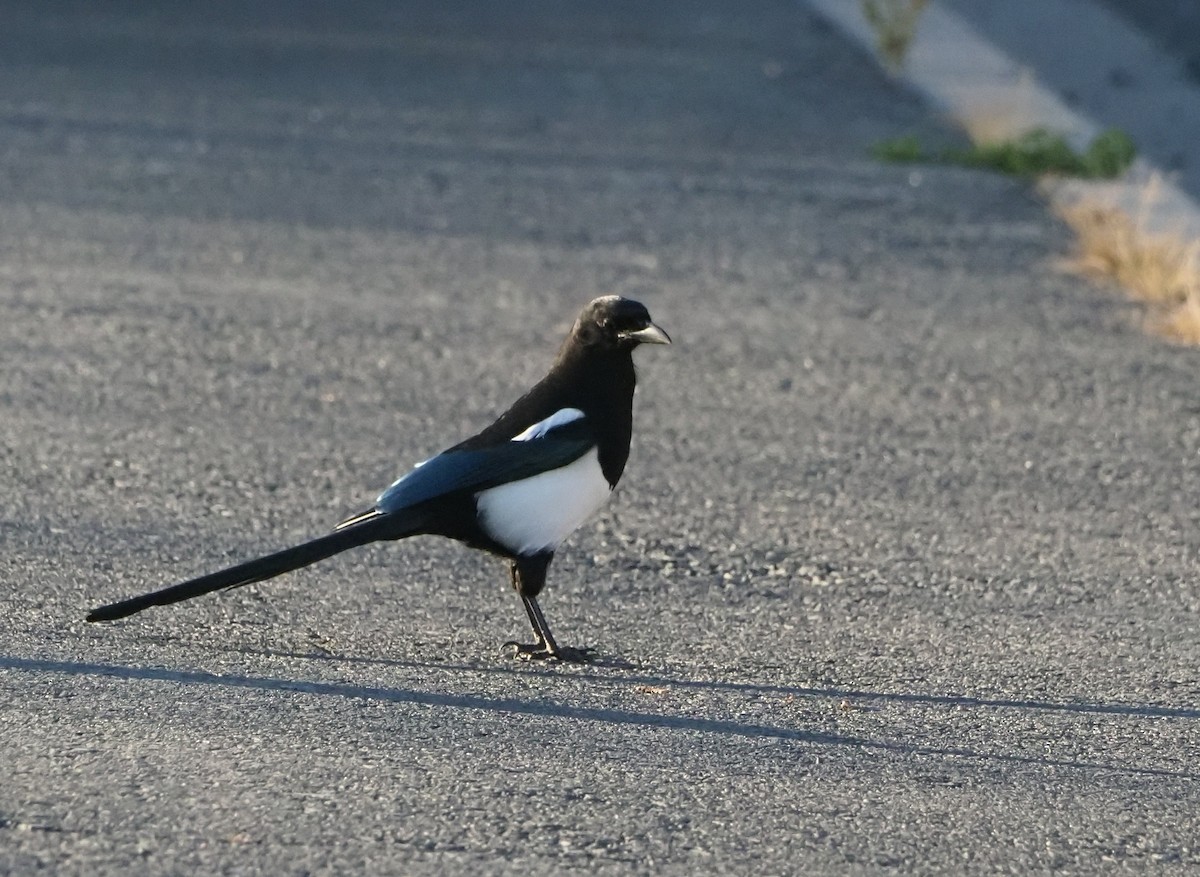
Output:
[[861, 0, 929, 74], [1057, 202, 1199, 303], [1156, 291, 1200, 344], [1055, 179, 1200, 343]]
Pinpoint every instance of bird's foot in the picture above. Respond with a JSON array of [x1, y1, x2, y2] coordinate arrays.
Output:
[[503, 640, 596, 664]]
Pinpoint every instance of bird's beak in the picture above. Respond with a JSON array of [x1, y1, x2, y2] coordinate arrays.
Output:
[[624, 323, 672, 345]]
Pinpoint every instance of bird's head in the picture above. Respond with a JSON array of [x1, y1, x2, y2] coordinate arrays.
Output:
[[571, 295, 671, 352]]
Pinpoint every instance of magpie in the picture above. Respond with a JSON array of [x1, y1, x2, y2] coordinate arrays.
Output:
[[86, 295, 670, 662]]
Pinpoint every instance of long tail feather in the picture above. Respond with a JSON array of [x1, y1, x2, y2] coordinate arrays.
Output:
[[87, 512, 413, 622]]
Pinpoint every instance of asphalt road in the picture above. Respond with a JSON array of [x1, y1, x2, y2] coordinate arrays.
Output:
[[2, 1, 1199, 874], [1101, 0, 1200, 81]]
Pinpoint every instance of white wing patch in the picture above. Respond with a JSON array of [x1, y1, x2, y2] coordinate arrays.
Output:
[[512, 407, 585, 442], [476, 447, 611, 555]]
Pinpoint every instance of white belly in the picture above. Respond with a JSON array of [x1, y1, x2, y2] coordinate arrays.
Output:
[[475, 448, 612, 555]]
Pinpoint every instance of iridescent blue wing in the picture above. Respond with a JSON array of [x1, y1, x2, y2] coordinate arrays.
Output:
[[375, 416, 594, 513]]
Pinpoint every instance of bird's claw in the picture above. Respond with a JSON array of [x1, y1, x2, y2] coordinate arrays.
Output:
[[503, 641, 596, 664]]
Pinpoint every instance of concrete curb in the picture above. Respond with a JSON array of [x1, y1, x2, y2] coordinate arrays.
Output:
[[804, 0, 1200, 239]]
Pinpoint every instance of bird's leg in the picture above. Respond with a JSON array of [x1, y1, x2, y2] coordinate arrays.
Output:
[[502, 555, 594, 663], [509, 594, 594, 663], [521, 593, 562, 656], [506, 563, 547, 651], [503, 560, 548, 655]]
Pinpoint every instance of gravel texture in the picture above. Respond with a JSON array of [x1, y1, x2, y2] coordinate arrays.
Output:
[[1, 1, 1198, 874]]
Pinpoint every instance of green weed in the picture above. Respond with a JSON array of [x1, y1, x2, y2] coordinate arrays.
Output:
[[872, 128, 1136, 180]]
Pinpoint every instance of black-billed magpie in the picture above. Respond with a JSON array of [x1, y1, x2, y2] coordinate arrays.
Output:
[[87, 295, 670, 662]]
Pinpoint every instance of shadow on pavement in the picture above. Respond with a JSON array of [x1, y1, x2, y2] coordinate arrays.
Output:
[[3, 654, 1195, 781], [238, 646, 1200, 721]]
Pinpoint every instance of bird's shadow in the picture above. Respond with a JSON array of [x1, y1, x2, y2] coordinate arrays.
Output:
[[269, 645, 1200, 722], [3, 649, 1196, 782]]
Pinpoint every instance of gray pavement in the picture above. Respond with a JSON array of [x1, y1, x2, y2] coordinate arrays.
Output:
[[1101, 0, 1200, 81], [2, 1, 1199, 874]]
